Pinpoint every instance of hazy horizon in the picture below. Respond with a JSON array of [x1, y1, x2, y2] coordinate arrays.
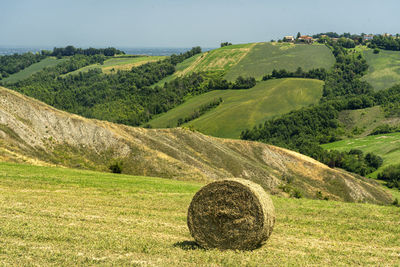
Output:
[[1, 0, 400, 48]]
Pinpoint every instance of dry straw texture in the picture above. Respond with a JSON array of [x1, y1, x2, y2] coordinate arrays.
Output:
[[187, 178, 275, 250]]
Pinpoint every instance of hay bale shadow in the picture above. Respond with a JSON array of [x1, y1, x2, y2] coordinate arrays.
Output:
[[173, 240, 203, 250]]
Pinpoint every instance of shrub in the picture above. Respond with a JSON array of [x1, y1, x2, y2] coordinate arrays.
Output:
[[109, 161, 123, 173]]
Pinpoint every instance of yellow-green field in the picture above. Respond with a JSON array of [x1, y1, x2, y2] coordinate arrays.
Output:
[[362, 49, 400, 90], [149, 78, 324, 138], [65, 55, 166, 76], [0, 162, 399, 266]]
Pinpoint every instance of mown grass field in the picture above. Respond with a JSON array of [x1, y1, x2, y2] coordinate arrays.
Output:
[[152, 43, 255, 87], [362, 49, 400, 90], [65, 55, 166, 76], [0, 162, 399, 266], [149, 78, 324, 138], [224, 42, 335, 81], [152, 53, 203, 87], [322, 132, 400, 177], [2, 57, 67, 83]]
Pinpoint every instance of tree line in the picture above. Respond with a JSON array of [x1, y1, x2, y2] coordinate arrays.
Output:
[[369, 35, 400, 51], [262, 67, 328, 81], [49, 46, 125, 57], [176, 98, 223, 126]]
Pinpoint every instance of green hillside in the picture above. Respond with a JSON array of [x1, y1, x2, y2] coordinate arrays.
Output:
[[149, 78, 324, 138], [0, 162, 398, 266], [338, 106, 400, 137], [224, 42, 335, 80], [322, 132, 400, 176], [2, 57, 67, 83], [155, 42, 335, 87], [362, 49, 400, 90]]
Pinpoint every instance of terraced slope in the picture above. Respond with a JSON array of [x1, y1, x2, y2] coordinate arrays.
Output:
[[0, 86, 391, 203], [0, 162, 398, 265], [225, 42, 335, 80], [149, 78, 324, 138], [362, 49, 400, 90], [2, 57, 67, 83]]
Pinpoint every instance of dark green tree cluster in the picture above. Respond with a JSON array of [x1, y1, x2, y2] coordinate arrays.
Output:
[[325, 149, 382, 176], [369, 35, 400, 51], [0, 52, 46, 79], [207, 76, 256, 90], [377, 164, 400, 189], [51, 46, 125, 57], [322, 44, 371, 98], [312, 32, 364, 45], [177, 98, 223, 126], [169, 47, 202, 65], [220, 42, 233, 47], [369, 124, 400, 135], [262, 67, 327, 81]]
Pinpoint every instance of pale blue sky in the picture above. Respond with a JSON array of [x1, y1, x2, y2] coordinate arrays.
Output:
[[1, 0, 400, 47]]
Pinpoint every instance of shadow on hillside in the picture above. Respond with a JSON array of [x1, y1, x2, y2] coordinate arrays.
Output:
[[173, 240, 203, 250]]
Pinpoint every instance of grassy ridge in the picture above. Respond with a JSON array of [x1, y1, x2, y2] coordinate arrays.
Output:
[[149, 78, 324, 138], [362, 49, 400, 90], [322, 132, 400, 177], [225, 42, 335, 81], [0, 162, 399, 266], [2, 57, 67, 83]]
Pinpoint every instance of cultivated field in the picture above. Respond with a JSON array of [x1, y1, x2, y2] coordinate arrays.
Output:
[[362, 49, 400, 90], [0, 162, 399, 266], [149, 78, 324, 138], [322, 132, 400, 176], [2, 57, 67, 83], [224, 42, 335, 81], [65, 55, 166, 76]]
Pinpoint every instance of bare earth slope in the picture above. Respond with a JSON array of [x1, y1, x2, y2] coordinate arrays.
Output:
[[0, 87, 392, 204]]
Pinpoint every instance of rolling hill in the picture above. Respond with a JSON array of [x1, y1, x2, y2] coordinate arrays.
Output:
[[0, 162, 398, 266], [362, 49, 400, 90], [154, 42, 335, 87], [149, 78, 324, 138], [224, 42, 335, 80], [0, 86, 392, 203]]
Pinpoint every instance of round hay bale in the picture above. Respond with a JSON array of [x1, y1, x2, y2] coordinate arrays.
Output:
[[187, 178, 275, 250]]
